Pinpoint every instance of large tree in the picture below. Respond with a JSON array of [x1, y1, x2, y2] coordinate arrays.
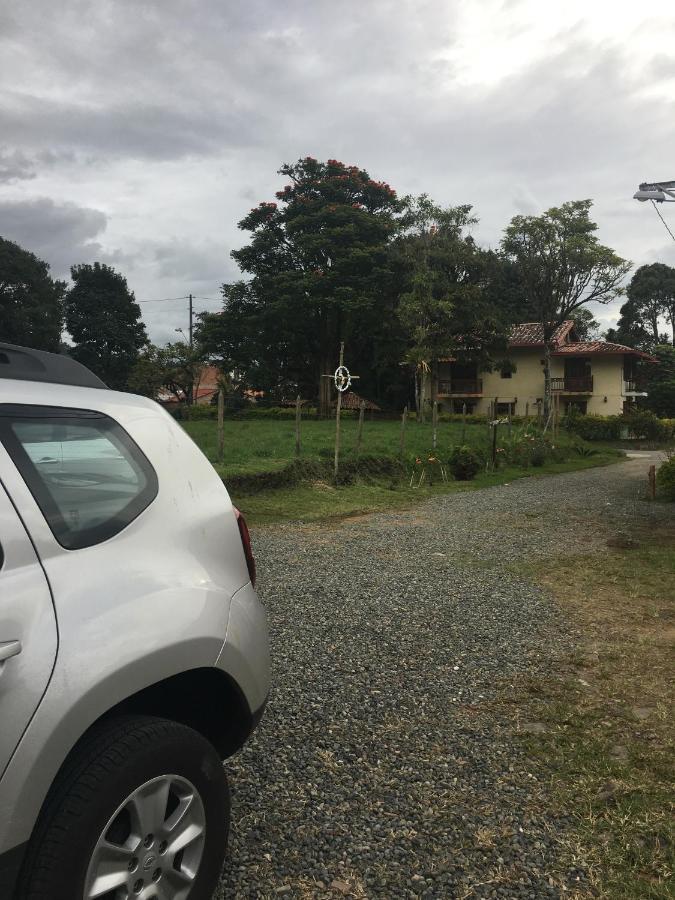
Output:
[[394, 196, 506, 419], [197, 157, 404, 415], [501, 200, 630, 418], [625, 263, 675, 346], [0, 236, 65, 351], [65, 262, 147, 390], [639, 344, 675, 417]]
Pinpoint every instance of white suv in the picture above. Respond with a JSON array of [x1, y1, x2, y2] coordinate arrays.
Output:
[[0, 342, 270, 900]]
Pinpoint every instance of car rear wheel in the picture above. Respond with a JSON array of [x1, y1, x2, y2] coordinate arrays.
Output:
[[16, 715, 230, 900]]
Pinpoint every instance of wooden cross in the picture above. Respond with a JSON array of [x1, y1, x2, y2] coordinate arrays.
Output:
[[322, 341, 359, 477]]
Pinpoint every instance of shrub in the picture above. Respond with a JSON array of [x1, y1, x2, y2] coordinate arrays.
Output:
[[448, 445, 482, 480], [656, 456, 675, 501], [563, 413, 622, 441], [622, 409, 672, 442]]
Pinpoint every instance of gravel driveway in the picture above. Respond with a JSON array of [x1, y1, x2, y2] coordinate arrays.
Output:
[[217, 456, 671, 900]]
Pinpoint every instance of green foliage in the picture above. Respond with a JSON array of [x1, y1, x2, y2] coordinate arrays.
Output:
[[225, 454, 405, 494], [196, 156, 407, 410], [626, 263, 675, 347], [126, 344, 167, 398], [569, 307, 601, 340], [656, 456, 675, 500], [564, 409, 674, 443], [623, 409, 672, 442], [448, 444, 482, 480], [0, 236, 65, 351], [128, 342, 206, 403], [639, 344, 675, 417], [500, 431, 555, 467], [66, 262, 147, 389], [564, 412, 623, 441]]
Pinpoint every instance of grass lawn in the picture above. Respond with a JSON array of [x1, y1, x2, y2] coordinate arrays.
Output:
[[516, 523, 675, 899], [183, 416, 497, 477], [182, 416, 623, 525]]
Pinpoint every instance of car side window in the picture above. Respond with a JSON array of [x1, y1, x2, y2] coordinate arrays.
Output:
[[0, 406, 158, 550]]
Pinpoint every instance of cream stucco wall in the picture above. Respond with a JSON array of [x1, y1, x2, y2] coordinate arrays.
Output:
[[434, 350, 627, 416]]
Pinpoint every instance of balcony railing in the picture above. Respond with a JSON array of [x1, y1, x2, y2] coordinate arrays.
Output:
[[623, 379, 647, 394], [437, 379, 483, 395], [551, 376, 593, 393]]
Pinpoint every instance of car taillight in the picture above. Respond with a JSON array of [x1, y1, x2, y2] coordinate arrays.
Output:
[[234, 507, 256, 588]]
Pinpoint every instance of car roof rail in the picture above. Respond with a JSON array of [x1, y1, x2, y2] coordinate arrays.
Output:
[[0, 342, 107, 389]]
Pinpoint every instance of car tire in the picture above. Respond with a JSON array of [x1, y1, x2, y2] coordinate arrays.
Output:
[[16, 714, 230, 900]]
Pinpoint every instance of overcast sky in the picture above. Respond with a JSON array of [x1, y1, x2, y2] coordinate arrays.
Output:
[[2, 0, 675, 344]]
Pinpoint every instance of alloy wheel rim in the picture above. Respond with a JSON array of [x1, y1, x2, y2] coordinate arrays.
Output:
[[83, 774, 206, 900]]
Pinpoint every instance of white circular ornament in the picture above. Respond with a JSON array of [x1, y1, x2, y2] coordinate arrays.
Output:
[[334, 366, 352, 392]]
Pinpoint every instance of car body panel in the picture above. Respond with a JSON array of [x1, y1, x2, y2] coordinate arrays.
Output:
[[0, 475, 58, 779], [217, 580, 270, 715]]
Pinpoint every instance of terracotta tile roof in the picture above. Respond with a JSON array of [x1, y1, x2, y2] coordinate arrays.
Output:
[[553, 341, 657, 360], [334, 391, 381, 411], [508, 321, 575, 347]]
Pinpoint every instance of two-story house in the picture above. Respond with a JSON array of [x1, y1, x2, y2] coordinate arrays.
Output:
[[432, 321, 656, 417]]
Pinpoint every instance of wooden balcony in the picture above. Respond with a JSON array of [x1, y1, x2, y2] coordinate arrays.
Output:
[[551, 376, 593, 393], [437, 378, 483, 396]]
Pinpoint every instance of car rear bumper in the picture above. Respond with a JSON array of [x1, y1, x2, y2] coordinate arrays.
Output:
[[217, 580, 270, 724]]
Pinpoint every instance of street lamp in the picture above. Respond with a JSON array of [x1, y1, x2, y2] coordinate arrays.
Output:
[[633, 180, 675, 202]]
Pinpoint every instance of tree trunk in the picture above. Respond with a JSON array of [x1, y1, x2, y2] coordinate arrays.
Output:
[[418, 370, 426, 423], [543, 340, 552, 421]]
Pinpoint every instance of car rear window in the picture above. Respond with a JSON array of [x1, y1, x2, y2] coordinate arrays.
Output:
[[0, 405, 158, 549]]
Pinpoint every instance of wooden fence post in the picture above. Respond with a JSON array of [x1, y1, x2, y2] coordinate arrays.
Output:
[[356, 400, 365, 454], [648, 464, 656, 500], [432, 400, 438, 450], [295, 394, 302, 457], [217, 388, 225, 464], [525, 401, 529, 420], [400, 405, 408, 458], [461, 402, 467, 444], [492, 417, 498, 467]]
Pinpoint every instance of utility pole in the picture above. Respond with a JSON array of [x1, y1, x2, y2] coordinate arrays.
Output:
[[188, 294, 194, 347]]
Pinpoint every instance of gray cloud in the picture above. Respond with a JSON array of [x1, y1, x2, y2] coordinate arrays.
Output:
[[0, 148, 36, 183], [1, 0, 674, 342], [0, 197, 108, 277]]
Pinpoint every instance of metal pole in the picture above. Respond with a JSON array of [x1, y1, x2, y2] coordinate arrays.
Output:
[[432, 400, 438, 450], [188, 294, 193, 347]]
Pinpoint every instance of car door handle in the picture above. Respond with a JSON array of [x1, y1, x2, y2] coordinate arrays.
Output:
[[0, 641, 22, 662]]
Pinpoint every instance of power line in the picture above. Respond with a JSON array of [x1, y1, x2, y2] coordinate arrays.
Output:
[[650, 199, 675, 243], [136, 295, 189, 304]]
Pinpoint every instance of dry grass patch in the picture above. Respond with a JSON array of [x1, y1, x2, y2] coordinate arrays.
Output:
[[517, 522, 675, 898]]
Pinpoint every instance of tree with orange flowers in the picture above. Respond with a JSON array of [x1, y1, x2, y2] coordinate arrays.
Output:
[[198, 157, 405, 414]]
